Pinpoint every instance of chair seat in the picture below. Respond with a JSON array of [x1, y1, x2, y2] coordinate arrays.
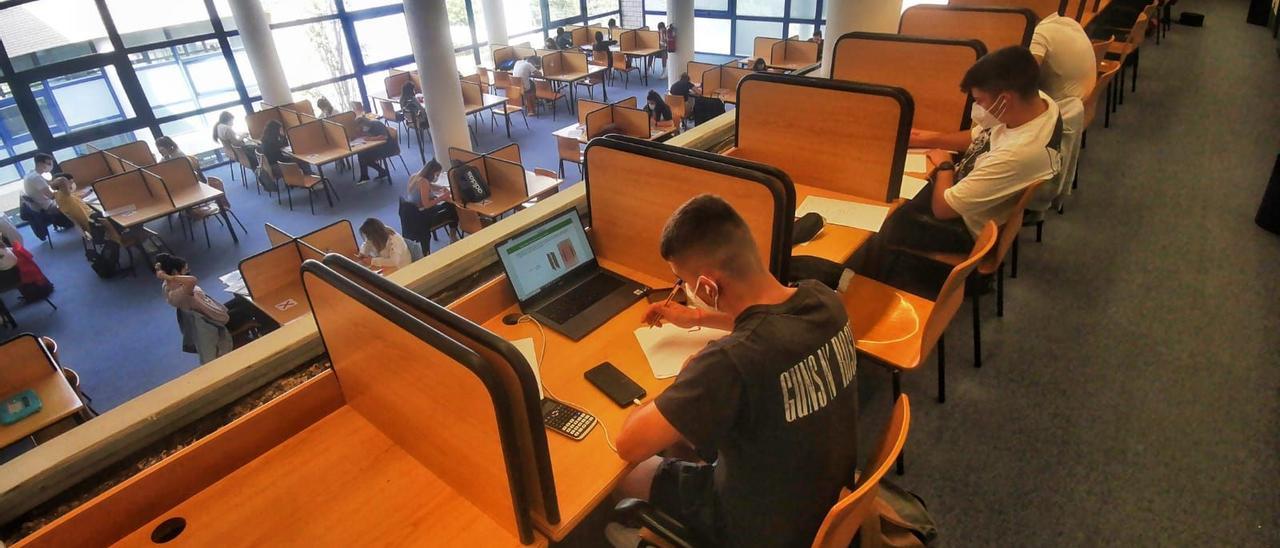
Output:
[[287, 175, 324, 189], [843, 275, 934, 370], [186, 203, 222, 221], [500, 105, 523, 114]]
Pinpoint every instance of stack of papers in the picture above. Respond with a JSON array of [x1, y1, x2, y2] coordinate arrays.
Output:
[[634, 324, 731, 379], [796, 196, 891, 232], [510, 338, 543, 398], [899, 175, 929, 200], [104, 204, 137, 218], [904, 152, 928, 173], [219, 270, 248, 297]]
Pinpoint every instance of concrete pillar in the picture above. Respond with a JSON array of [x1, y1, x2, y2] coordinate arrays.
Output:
[[227, 0, 292, 105], [667, 0, 695, 92], [479, 0, 509, 47], [821, 0, 903, 78], [404, 0, 471, 160]]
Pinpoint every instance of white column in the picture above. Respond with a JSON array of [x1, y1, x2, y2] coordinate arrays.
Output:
[[667, 0, 695, 92], [227, 0, 292, 105], [404, 0, 472, 160], [479, 0, 509, 47], [821, 0, 903, 78]]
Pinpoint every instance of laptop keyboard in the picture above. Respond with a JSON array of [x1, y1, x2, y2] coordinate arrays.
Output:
[[538, 274, 625, 324]]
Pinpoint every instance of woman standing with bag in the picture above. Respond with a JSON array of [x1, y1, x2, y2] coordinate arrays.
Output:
[[155, 254, 232, 364]]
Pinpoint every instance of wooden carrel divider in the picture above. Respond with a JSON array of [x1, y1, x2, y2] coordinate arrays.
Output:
[[239, 241, 308, 323], [732, 73, 914, 203], [949, 0, 1064, 19], [297, 219, 359, 258], [300, 262, 537, 543], [899, 5, 1038, 52], [831, 32, 985, 132], [265, 222, 294, 246]]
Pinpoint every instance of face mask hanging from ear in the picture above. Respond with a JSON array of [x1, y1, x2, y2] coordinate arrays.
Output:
[[971, 95, 1008, 128], [683, 276, 719, 312]]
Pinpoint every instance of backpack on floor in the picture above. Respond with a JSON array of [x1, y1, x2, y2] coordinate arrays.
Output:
[[873, 478, 938, 547], [87, 241, 121, 279]]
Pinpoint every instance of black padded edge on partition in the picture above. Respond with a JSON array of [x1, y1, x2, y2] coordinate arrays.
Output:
[[581, 135, 795, 283], [598, 134, 798, 283], [319, 254, 561, 525], [733, 72, 916, 205], [829, 31, 986, 131], [299, 261, 538, 545], [897, 5, 1039, 48]]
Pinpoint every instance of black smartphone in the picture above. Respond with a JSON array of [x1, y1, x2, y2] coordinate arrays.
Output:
[[584, 362, 647, 407], [541, 398, 597, 440]]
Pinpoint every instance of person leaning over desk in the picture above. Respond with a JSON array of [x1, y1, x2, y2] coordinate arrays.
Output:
[[876, 46, 1063, 262], [406, 159, 459, 235], [645, 90, 674, 127], [613, 194, 860, 547], [358, 217, 411, 270]]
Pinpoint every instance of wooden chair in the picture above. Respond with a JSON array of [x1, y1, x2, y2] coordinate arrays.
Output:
[[278, 162, 334, 214], [375, 97, 408, 143], [1076, 61, 1122, 183], [665, 93, 686, 129], [39, 336, 96, 416], [846, 221, 997, 409], [1106, 9, 1152, 107], [477, 67, 495, 94], [453, 204, 486, 237], [491, 85, 530, 138], [614, 396, 912, 548], [492, 71, 512, 94], [222, 142, 246, 187], [184, 176, 247, 248], [518, 167, 561, 211], [577, 56, 608, 99], [610, 52, 641, 88], [254, 151, 283, 202], [381, 126, 411, 175], [556, 134, 584, 178], [534, 78, 568, 120]]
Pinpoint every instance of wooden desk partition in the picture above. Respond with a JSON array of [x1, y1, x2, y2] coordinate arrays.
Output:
[[288, 119, 351, 161], [489, 143, 523, 165], [301, 263, 537, 544], [734, 74, 913, 203], [899, 5, 1038, 51], [540, 51, 565, 77], [384, 70, 419, 98], [754, 36, 783, 60], [102, 141, 155, 168], [93, 170, 175, 226], [58, 153, 112, 186], [494, 44, 536, 69], [584, 136, 792, 283], [264, 223, 294, 246], [949, 0, 1063, 19], [246, 108, 282, 140], [298, 219, 359, 258], [611, 106, 651, 139], [584, 105, 615, 140], [0, 334, 83, 450], [612, 96, 638, 109], [449, 146, 483, 166], [619, 29, 660, 53], [561, 51, 589, 75], [329, 110, 361, 138], [146, 157, 218, 209], [239, 242, 308, 325], [461, 80, 484, 108], [686, 61, 717, 87], [774, 39, 821, 68], [483, 157, 532, 208], [831, 32, 984, 132], [701, 66, 754, 103], [578, 99, 608, 127]]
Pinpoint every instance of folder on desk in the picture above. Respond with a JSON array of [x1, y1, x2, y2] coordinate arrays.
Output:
[[634, 324, 731, 379], [796, 196, 891, 232], [899, 175, 929, 200]]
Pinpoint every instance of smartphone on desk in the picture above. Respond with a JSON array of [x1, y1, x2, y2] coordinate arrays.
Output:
[[584, 362, 646, 408]]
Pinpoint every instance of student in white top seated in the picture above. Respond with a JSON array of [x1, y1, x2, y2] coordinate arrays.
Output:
[[878, 46, 1063, 257], [357, 217, 411, 269], [1030, 11, 1097, 102]]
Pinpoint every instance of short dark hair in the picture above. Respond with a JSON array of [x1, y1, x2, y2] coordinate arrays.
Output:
[[155, 253, 187, 275], [34, 152, 53, 166], [960, 46, 1040, 100], [659, 194, 761, 275]]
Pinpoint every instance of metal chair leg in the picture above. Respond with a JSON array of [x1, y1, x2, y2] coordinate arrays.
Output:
[[1011, 237, 1019, 278], [892, 369, 905, 475]]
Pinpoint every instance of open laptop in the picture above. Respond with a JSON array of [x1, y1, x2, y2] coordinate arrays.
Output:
[[495, 208, 647, 341]]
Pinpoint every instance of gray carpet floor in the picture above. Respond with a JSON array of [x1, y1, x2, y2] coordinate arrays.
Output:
[[851, 0, 1280, 544]]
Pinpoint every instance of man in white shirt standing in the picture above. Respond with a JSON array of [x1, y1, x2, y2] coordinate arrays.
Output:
[[877, 46, 1063, 257], [22, 153, 58, 214], [1030, 11, 1097, 102]]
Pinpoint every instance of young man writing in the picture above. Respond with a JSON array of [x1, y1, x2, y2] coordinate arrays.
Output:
[[613, 194, 860, 547], [880, 46, 1063, 256]]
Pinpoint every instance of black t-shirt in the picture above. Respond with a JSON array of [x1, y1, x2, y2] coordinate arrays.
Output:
[[556, 34, 574, 49], [646, 101, 673, 122], [655, 281, 859, 547], [669, 80, 696, 98]]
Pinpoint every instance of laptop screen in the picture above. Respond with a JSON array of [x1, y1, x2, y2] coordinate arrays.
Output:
[[496, 209, 596, 302]]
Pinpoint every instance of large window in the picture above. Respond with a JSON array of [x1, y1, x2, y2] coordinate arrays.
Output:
[[644, 0, 827, 56], [108, 0, 218, 47], [353, 13, 411, 65], [2, 0, 115, 71]]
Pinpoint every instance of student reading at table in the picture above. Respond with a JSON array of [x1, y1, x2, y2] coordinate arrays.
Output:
[[357, 217, 411, 270], [613, 194, 860, 548], [407, 159, 459, 235], [21, 152, 74, 240], [155, 253, 232, 364], [213, 111, 258, 168], [316, 96, 337, 118], [354, 118, 392, 184], [259, 120, 297, 178], [669, 72, 698, 100], [752, 57, 768, 72], [50, 175, 91, 231], [593, 31, 616, 64], [645, 90, 674, 127], [512, 55, 540, 97], [879, 46, 1063, 259]]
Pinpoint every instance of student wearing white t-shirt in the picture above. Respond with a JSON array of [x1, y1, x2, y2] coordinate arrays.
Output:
[[1030, 13, 1096, 102], [879, 47, 1063, 256]]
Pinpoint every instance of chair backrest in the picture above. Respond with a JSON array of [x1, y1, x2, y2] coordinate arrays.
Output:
[[921, 221, 997, 358], [231, 143, 253, 166], [278, 162, 306, 185], [494, 71, 512, 88], [899, 5, 1037, 52], [665, 94, 685, 117], [556, 135, 580, 161], [1090, 38, 1113, 64], [984, 180, 1046, 273], [534, 79, 553, 94], [207, 176, 229, 209], [810, 395, 911, 548], [376, 97, 397, 120], [455, 205, 484, 235], [1129, 10, 1151, 49], [1084, 60, 1122, 127], [533, 168, 557, 179], [507, 85, 524, 106]]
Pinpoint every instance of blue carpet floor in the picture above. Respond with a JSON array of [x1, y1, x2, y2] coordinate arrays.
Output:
[[2, 70, 679, 412]]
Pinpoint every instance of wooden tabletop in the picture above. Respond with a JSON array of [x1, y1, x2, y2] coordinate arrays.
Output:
[[106, 201, 178, 230], [554, 122, 675, 144], [287, 139, 384, 167], [116, 405, 542, 546], [462, 170, 556, 219], [790, 183, 902, 264], [621, 47, 662, 57], [544, 65, 609, 84], [168, 183, 224, 210], [525, 172, 561, 199], [711, 88, 738, 104], [0, 338, 83, 448], [464, 261, 675, 540], [466, 93, 509, 116], [249, 287, 309, 326]]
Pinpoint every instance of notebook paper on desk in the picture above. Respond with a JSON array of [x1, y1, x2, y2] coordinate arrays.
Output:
[[796, 196, 891, 232], [904, 152, 927, 173], [634, 324, 732, 379], [511, 338, 543, 398], [899, 175, 928, 200]]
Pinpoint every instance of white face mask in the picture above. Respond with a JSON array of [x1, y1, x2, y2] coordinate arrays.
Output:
[[682, 276, 718, 312], [971, 95, 1008, 128]]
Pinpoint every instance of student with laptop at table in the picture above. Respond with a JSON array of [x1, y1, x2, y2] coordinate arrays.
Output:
[[609, 195, 860, 547], [877, 46, 1063, 259]]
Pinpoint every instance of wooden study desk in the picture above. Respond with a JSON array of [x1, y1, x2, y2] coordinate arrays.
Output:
[[553, 122, 675, 144], [0, 335, 84, 449], [789, 183, 900, 263], [543, 66, 610, 112], [466, 91, 511, 133], [451, 262, 676, 540], [461, 170, 560, 219]]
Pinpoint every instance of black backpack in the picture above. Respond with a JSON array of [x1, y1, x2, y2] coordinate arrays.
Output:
[[87, 241, 120, 279], [455, 165, 491, 204]]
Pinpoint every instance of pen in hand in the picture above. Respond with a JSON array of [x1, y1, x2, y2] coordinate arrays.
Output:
[[648, 282, 683, 329]]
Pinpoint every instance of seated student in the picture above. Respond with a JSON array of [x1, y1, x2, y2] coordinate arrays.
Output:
[[1030, 10, 1096, 102], [810, 29, 823, 43], [155, 253, 231, 364], [357, 217, 411, 269], [50, 175, 92, 231], [607, 18, 619, 40], [0, 215, 21, 288], [512, 55, 540, 97], [406, 159, 459, 235], [449, 159, 491, 205], [555, 27, 574, 50], [20, 153, 73, 240], [880, 46, 1063, 257], [316, 96, 337, 118], [354, 118, 393, 184], [613, 194, 859, 547], [669, 72, 699, 100], [258, 119, 296, 178], [592, 31, 616, 65], [213, 111, 258, 168], [645, 90, 674, 127], [752, 57, 768, 72], [543, 36, 558, 50], [0, 227, 53, 301]]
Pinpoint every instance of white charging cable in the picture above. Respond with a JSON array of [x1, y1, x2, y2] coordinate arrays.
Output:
[[517, 314, 619, 454]]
